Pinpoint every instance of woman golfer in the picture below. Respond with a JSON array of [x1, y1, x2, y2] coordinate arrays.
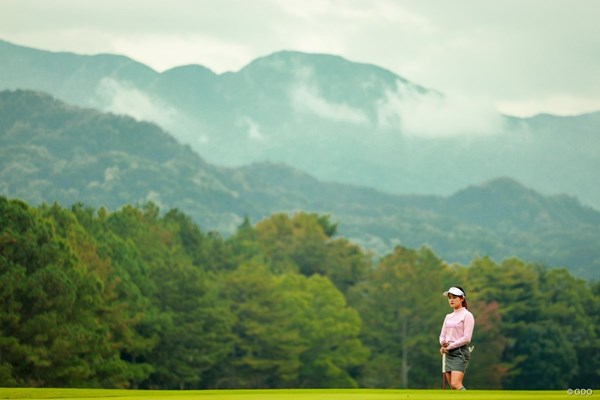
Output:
[[439, 286, 474, 390]]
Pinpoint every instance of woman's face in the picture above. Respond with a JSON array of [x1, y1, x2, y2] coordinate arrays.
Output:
[[447, 294, 464, 309]]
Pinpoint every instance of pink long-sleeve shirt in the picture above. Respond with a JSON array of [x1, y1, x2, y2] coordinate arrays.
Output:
[[439, 307, 475, 350]]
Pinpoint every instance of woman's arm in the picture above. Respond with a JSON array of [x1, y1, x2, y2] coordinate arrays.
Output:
[[439, 315, 449, 346]]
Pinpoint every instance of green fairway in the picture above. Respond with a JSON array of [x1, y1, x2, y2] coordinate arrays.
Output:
[[0, 388, 573, 400]]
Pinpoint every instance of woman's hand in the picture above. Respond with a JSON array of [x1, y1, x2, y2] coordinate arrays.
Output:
[[440, 341, 449, 354]]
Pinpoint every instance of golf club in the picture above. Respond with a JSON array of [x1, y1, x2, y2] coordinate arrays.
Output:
[[441, 352, 446, 389]]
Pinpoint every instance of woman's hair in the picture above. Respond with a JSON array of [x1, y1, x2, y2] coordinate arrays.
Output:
[[455, 286, 468, 309]]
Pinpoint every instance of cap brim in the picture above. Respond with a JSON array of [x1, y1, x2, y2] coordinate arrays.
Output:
[[443, 287, 465, 297]]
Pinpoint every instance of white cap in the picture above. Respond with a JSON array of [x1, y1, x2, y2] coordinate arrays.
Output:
[[443, 287, 465, 297]]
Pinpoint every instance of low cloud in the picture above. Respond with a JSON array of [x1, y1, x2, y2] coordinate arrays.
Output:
[[95, 78, 202, 145], [497, 94, 600, 117], [377, 80, 504, 138], [236, 116, 266, 141], [96, 78, 180, 127], [96, 78, 210, 149], [145, 190, 166, 209], [290, 69, 369, 125], [104, 165, 120, 183]]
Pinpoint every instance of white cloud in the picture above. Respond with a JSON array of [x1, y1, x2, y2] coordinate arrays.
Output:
[[291, 84, 370, 125], [237, 117, 266, 141], [377, 81, 503, 138], [289, 67, 369, 125], [497, 95, 600, 118], [104, 166, 120, 183], [96, 78, 178, 124], [94, 78, 204, 145], [145, 190, 165, 209]]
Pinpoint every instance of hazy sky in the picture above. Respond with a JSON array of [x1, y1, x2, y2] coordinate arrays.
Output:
[[2, 0, 599, 117]]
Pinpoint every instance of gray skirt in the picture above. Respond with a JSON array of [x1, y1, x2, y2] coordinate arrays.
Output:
[[443, 345, 471, 373]]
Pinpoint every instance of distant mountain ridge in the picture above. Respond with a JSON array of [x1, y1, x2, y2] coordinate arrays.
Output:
[[443, 177, 600, 229], [2, 38, 599, 210], [1, 90, 598, 280]]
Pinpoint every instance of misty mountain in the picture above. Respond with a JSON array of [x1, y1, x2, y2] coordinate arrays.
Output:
[[2, 38, 599, 210], [1, 90, 598, 280]]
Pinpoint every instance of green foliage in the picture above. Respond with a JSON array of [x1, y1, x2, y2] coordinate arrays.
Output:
[[1, 195, 598, 389], [254, 212, 371, 291], [279, 273, 369, 388], [0, 197, 126, 387], [463, 257, 600, 390], [146, 262, 233, 390], [216, 262, 304, 388], [349, 246, 448, 388]]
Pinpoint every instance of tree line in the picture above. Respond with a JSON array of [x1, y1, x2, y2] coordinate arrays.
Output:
[[1, 196, 598, 389]]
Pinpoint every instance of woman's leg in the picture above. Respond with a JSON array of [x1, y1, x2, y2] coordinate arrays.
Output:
[[450, 371, 465, 390]]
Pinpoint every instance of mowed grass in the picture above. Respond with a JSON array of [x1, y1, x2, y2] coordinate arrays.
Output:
[[0, 388, 573, 400]]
